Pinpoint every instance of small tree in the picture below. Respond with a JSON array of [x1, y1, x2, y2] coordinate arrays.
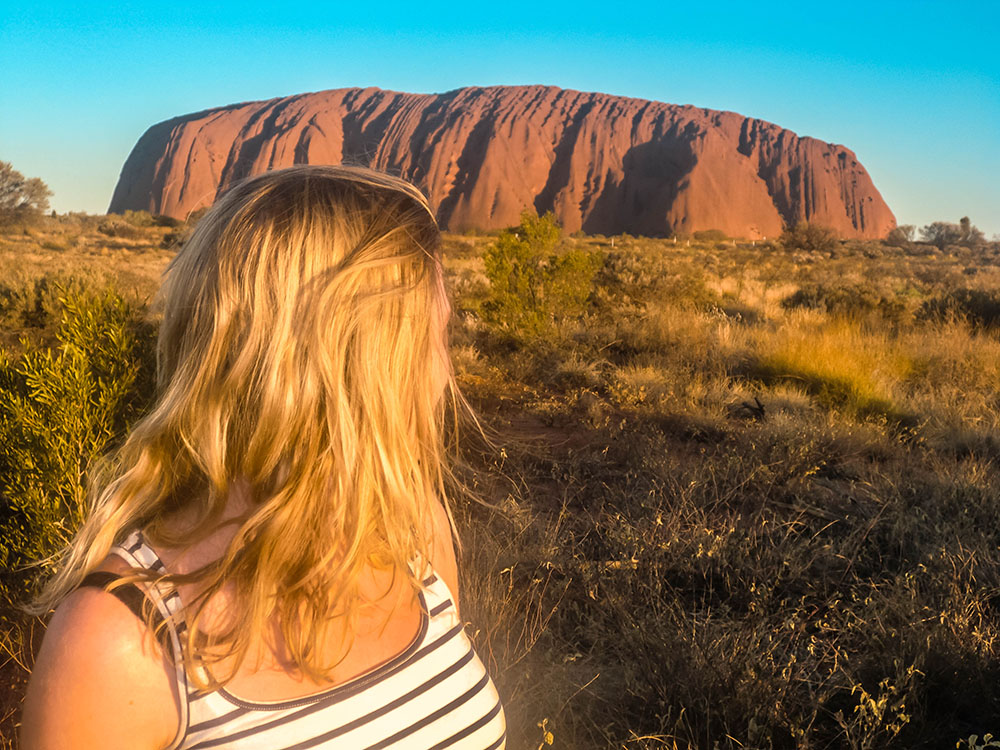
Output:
[[482, 211, 601, 338], [920, 218, 985, 249], [959, 216, 986, 246], [0, 161, 53, 225], [780, 222, 839, 253], [886, 225, 915, 245], [920, 221, 962, 249]]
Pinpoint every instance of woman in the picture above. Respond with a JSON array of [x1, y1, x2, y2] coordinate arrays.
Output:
[[20, 166, 507, 749]]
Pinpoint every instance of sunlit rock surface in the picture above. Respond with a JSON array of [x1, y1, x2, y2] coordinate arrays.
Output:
[[110, 85, 895, 239]]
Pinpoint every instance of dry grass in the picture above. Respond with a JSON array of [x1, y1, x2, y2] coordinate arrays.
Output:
[[447, 232, 1000, 748], [4, 222, 1000, 748]]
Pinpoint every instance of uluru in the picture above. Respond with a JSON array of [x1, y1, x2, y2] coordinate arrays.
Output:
[[109, 85, 895, 239]]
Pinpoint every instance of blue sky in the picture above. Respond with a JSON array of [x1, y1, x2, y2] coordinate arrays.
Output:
[[2, 0, 998, 236]]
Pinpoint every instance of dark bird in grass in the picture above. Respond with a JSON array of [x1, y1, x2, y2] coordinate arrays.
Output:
[[738, 396, 766, 421]]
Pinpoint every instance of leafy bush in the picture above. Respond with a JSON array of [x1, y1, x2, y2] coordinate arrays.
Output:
[[780, 283, 906, 324], [693, 229, 728, 242], [121, 209, 155, 227], [97, 218, 145, 239], [0, 274, 97, 332], [116, 210, 181, 229], [184, 206, 210, 226], [0, 285, 155, 605], [780, 222, 839, 253], [781, 284, 865, 313], [592, 251, 720, 315], [482, 211, 602, 338], [152, 214, 182, 228], [916, 288, 1000, 330], [781, 284, 892, 317], [161, 229, 189, 249], [39, 239, 69, 253], [921, 218, 985, 249], [658, 268, 722, 311], [0, 283, 31, 330], [885, 225, 915, 245]]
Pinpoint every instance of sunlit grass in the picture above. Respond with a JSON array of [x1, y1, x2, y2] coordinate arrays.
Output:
[[4, 221, 1000, 748], [750, 315, 913, 421]]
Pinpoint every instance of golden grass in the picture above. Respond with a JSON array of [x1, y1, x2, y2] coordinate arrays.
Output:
[[749, 315, 912, 420], [5, 221, 1000, 748]]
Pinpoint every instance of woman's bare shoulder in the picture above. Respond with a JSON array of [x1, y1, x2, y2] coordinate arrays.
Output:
[[19, 558, 180, 750]]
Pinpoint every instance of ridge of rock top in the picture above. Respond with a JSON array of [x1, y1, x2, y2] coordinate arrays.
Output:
[[109, 85, 895, 239]]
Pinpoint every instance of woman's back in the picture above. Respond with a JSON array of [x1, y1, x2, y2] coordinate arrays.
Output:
[[108, 530, 505, 749], [127, 484, 436, 704], [23, 486, 506, 749]]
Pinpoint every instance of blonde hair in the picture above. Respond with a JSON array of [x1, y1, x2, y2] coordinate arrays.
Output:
[[35, 165, 465, 687]]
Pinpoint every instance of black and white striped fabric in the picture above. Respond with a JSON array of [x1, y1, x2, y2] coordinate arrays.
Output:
[[111, 531, 507, 750]]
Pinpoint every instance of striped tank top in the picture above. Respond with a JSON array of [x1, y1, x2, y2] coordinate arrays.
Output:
[[92, 531, 507, 750]]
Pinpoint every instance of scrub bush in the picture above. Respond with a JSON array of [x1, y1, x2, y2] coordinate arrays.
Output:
[[780, 222, 839, 253], [916, 288, 1000, 331], [482, 211, 602, 339], [0, 285, 155, 606], [692, 229, 728, 242]]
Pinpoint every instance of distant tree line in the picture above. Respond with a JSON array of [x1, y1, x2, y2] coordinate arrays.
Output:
[[887, 217, 987, 249], [1, 157, 993, 257]]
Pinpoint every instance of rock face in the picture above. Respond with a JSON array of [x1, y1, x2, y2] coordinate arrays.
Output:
[[110, 85, 895, 239]]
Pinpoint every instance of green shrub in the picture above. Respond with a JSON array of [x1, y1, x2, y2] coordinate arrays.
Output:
[[118, 210, 179, 229], [24, 275, 92, 329], [780, 283, 910, 326], [886, 225, 915, 245], [916, 288, 1000, 330], [0, 274, 98, 333], [0, 282, 31, 330], [591, 251, 720, 314], [97, 218, 145, 239], [152, 214, 182, 228], [184, 206, 210, 226], [0, 285, 155, 605], [482, 211, 602, 338], [781, 222, 839, 253], [781, 284, 878, 316], [657, 268, 721, 311], [121, 209, 154, 227], [161, 229, 189, 249], [693, 228, 728, 242]]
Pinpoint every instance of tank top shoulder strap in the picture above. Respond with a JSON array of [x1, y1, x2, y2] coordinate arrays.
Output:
[[77, 570, 171, 650], [106, 530, 191, 749], [411, 556, 461, 630]]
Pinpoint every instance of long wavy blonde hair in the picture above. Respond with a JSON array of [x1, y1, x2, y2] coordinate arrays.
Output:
[[35, 165, 466, 686]]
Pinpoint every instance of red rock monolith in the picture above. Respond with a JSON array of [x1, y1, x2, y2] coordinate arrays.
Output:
[[109, 85, 895, 239]]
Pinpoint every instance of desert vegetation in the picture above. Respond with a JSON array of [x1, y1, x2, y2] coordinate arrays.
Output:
[[0, 163, 52, 228], [3, 212, 1000, 748]]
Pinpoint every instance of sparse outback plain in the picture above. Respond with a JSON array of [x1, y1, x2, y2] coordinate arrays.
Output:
[[3, 211, 1000, 749]]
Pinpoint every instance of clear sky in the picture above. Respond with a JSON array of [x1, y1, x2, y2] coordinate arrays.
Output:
[[2, 0, 998, 236]]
